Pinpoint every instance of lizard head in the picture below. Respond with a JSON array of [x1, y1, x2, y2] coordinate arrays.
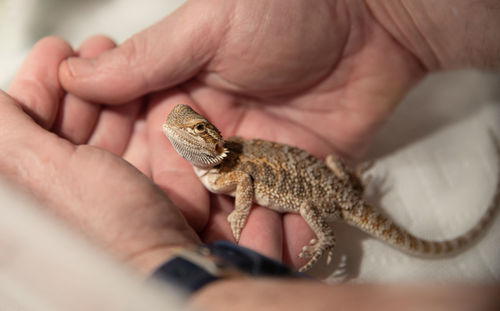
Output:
[[163, 104, 228, 168]]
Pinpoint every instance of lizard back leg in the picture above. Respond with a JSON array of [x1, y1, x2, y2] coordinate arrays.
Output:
[[326, 154, 371, 187], [325, 155, 349, 180], [298, 202, 336, 272]]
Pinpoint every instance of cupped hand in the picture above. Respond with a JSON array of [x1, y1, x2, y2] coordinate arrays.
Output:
[[1, 36, 200, 275], [58, 0, 426, 268]]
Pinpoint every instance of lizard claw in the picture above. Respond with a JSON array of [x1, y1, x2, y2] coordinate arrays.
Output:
[[298, 238, 319, 259], [326, 249, 333, 265], [298, 238, 335, 271]]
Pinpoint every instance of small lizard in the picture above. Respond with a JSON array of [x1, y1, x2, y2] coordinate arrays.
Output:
[[163, 104, 500, 272]]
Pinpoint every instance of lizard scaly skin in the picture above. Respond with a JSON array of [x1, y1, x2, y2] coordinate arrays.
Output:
[[163, 104, 500, 272]]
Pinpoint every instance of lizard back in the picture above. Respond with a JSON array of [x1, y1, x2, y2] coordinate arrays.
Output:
[[219, 137, 499, 257], [218, 138, 364, 214]]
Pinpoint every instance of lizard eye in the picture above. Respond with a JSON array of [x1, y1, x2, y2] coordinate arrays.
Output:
[[194, 123, 206, 133]]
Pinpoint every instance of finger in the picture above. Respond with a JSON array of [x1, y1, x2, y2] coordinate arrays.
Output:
[[123, 117, 151, 176], [74, 35, 143, 155], [201, 195, 236, 242], [59, 1, 230, 103], [88, 101, 142, 156], [53, 93, 100, 144], [282, 213, 315, 268], [79, 35, 117, 59], [201, 194, 283, 261], [238, 206, 283, 261], [52, 35, 116, 144], [8, 36, 74, 129], [147, 89, 210, 232], [0, 90, 73, 195], [0, 90, 43, 144]]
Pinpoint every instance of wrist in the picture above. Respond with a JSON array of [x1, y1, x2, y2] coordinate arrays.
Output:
[[128, 242, 201, 276], [365, 0, 500, 71], [150, 241, 308, 295]]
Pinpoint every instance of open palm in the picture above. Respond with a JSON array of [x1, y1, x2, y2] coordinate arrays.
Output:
[[2, 37, 201, 275], [58, 0, 425, 268]]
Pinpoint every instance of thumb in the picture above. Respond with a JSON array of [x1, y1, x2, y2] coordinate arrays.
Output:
[[60, 1, 230, 103]]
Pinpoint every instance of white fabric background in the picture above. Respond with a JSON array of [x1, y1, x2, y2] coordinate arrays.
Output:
[[1, 0, 499, 286]]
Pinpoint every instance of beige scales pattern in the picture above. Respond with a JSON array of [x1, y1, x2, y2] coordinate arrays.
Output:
[[163, 104, 500, 272]]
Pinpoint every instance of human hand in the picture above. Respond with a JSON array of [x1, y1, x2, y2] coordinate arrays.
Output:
[[60, 0, 427, 157], [57, 0, 428, 269], [1, 36, 200, 275]]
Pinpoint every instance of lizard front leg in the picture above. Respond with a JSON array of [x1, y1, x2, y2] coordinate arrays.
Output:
[[214, 172, 254, 242]]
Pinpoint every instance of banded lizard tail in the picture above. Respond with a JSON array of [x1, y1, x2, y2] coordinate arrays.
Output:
[[163, 104, 500, 272]]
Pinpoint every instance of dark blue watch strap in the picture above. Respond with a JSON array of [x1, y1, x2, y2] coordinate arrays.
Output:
[[207, 241, 301, 277], [152, 241, 306, 294], [153, 257, 219, 293]]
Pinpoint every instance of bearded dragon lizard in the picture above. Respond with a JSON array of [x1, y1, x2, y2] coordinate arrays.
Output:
[[163, 104, 500, 272]]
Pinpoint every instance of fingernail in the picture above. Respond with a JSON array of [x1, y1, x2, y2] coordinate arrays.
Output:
[[65, 57, 97, 77]]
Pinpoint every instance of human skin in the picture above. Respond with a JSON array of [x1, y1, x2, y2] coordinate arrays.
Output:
[[1, 0, 499, 309], [2, 36, 200, 274], [58, 0, 425, 268], [56, 0, 500, 269], [190, 280, 500, 311]]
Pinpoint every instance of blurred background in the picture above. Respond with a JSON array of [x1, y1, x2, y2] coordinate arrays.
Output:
[[0, 0, 500, 308]]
